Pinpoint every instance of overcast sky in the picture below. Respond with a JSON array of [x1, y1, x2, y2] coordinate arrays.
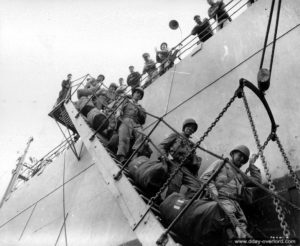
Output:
[[0, 0, 219, 199]]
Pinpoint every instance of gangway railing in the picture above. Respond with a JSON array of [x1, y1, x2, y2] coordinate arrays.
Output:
[[64, 100, 178, 246]]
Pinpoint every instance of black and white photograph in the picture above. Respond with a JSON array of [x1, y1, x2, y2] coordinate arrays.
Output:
[[0, 0, 299, 245]]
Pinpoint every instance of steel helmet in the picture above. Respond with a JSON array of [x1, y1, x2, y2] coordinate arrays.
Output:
[[97, 74, 105, 81], [230, 145, 250, 163], [142, 53, 150, 58], [109, 83, 118, 90], [132, 87, 144, 99], [182, 118, 198, 132]]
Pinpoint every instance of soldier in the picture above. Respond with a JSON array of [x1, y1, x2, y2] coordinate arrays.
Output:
[[116, 77, 127, 98], [207, 0, 232, 30], [158, 119, 202, 197], [191, 15, 213, 43], [142, 53, 159, 89], [85, 74, 105, 90], [127, 65, 141, 90], [116, 87, 146, 162], [94, 83, 118, 110], [56, 73, 72, 105], [155, 42, 173, 76], [200, 145, 261, 238]]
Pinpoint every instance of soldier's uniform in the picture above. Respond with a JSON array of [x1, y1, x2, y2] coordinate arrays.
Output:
[[94, 83, 117, 110], [200, 145, 262, 231], [117, 89, 146, 159], [159, 128, 202, 197]]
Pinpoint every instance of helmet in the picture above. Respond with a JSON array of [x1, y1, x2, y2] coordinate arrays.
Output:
[[109, 83, 118, 90], [97, 74, 105, 81], [182, 118, 198, 132], [194, 15, 200, 20], [142, 53, 150, 58], [132, 87, 144, 99], [230, 145, 250, 163]]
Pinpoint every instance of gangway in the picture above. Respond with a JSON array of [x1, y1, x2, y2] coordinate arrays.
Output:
[[61, 100, 179, 246]]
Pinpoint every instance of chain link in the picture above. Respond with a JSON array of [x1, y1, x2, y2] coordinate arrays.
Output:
[[242, 90, 291, 238], [274, 133, 300, 192], [199, 93, 238, 143]]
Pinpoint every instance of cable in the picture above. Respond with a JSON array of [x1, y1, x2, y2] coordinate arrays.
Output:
[[164, 64, 177, 114], [269, 0, 282, 77], [259, 0, 276, 70], [62, 152, 68, 246]]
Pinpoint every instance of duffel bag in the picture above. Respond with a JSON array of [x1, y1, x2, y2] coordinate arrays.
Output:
[[128, 156, 168, 193], [87, 108, 109, 132], [159, 193, 229, 246]]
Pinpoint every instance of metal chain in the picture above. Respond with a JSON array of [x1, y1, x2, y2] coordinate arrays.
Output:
[[198, 92, 239, 142], [149, 92, 239, 203], [274, 133, 300, 192], [242, 90, 291, 238]]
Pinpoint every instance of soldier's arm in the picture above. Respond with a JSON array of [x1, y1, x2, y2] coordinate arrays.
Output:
[[200, 160, 221, 197], [149, 59, 157, 69], [248, 154, 262, 184], [116, 98, 129, 118], [158, 132, 178, 158], [62, 80, 70, 89], [137, 105, 147, 125], [95, 88, 107, 97]]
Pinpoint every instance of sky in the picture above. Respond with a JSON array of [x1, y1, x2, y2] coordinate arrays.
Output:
[[0, 0, 220, 199]]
